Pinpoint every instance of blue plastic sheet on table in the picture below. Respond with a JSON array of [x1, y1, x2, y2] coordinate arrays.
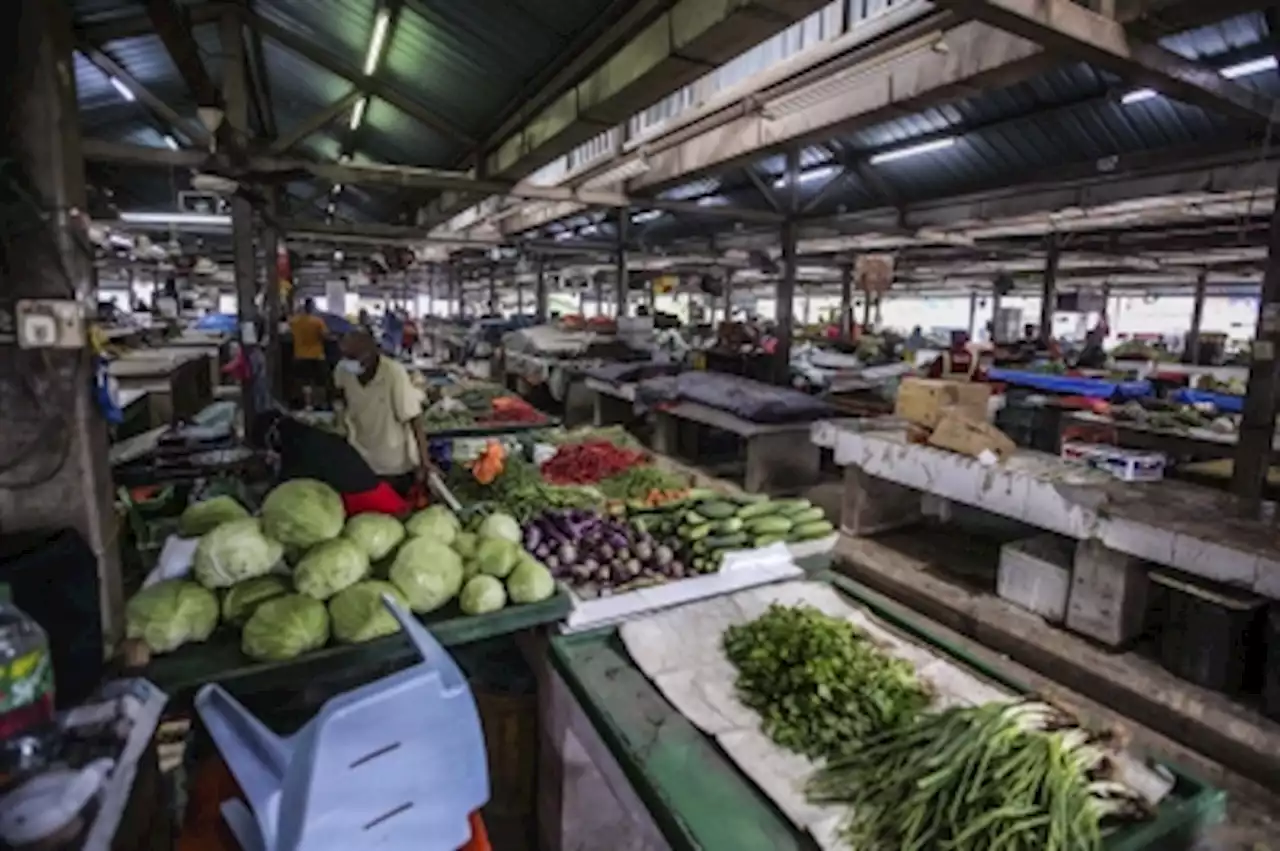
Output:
[[986, 368, 1152, 400], [583, 360, 682, 385], [199, 311, 353, 335], [429, 439, 454, 471], [635, 371, 835, 424], [1172, 388, 1244, 414]]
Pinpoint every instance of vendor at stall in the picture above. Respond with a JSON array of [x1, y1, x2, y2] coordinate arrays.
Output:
[[926, 330, 983, 379], [334, 330, 434, 498]]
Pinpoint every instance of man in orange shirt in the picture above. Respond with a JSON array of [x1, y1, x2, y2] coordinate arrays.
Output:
[[289, 298, 330, 408]]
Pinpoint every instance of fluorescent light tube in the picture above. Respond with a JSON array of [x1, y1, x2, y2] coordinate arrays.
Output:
[[631, 210, 663, 223], [163, 135, 179, 150], [1221, 56, 1278, 79], [364, 9, 391, 76], [350, 97, 367, 131], [1121, 88, 1157, 105], [772, 165, 840, 188], [119, 212, 230, 225], [869, 137, 956, 165], [110, 77, 135, 102]]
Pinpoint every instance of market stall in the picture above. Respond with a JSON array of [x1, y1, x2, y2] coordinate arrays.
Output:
[[545, 573, 1223, 851], [108, 348, 215, 427]]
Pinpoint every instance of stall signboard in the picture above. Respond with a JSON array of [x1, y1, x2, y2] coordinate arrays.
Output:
[[856, 254, 894, 293]]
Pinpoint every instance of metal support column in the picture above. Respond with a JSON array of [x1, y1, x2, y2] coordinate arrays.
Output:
[[594, 275, 604, 317], [223, 11, 260, 426], [1185, 269, 1208, 365], [1231, 169, 1280, 510], [535, 258, 548, 323], [839, 263, 853, 337], [967, 291, 978, 337], [2, 0, 122, 638], [262, 192, 283, 400], [488, 262, 498, 315], [615, 210, 629, 319], [1040, 235, 1060, 346], [776, 149, 800, 384], [516, 273, 525, 316], [722, 272, 734, 324]]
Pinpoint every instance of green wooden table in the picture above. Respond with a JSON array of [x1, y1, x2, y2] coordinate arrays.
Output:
[[147, 589, 571, 705], [548, 574, 1226, 851]]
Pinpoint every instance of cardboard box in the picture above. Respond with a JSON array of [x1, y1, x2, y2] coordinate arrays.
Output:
[[894, 378, 991, 429], [928, 411, 1017, 460]]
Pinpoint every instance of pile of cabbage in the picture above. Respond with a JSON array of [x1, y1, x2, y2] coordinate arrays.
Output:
[[124, 481, 557, 663]]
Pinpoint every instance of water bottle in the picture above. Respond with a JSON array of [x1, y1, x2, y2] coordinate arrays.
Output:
[[0, 585, 55, 774]]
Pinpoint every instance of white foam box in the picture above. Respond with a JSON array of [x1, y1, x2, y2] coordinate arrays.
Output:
[[996, 533, 1075, 623]]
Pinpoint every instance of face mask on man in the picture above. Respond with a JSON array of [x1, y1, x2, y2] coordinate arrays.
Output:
[[337, 358, 365, 375]]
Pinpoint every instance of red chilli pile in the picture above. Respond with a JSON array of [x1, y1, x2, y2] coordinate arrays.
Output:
[[540, 440, 647, 485]]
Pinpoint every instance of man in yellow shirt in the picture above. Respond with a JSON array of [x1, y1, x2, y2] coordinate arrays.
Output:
[[334, 330, 433, 495], [289, 298, 329, 408]]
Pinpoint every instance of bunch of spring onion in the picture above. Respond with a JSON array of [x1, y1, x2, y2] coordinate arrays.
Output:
[[807, 700, 1148, 851]]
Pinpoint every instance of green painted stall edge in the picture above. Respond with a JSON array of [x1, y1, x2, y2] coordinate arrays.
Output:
[[146, 589, 572, 705], [548, 572, 1226, 851]]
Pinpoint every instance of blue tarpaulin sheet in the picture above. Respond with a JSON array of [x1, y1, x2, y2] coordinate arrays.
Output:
[[986, 368, 1151, 400], [1172, 388, 1244, 413], [197, 312, 353, 334]]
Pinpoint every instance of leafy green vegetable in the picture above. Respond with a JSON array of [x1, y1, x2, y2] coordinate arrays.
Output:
[[193, 518, 284, 589], [597, 465, 689, 500], [260, 479, 345, 549], [343, 513, 406, 561], [293, 538, 370, 601], [507, 559, 555, 604], [453, 531, 479, 560], [477, 512, 522, 543], [221, 575, 290, 625], [328, 581, 408, 643], [389, 538, 464, 612], [808, 701, 1122, 851], [404, 505, 461, 545], [241, 594, 330, 661], [723, 604, 931, 761], [459, 575, 507, 615], [474, 537, 520, 579], [125, 580, 219, 653], [179, 495, 249, 538]]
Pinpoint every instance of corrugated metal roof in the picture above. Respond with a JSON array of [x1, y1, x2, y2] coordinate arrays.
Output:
[[359, 98, 460, 167]]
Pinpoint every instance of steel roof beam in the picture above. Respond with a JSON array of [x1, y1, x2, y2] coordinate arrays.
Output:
[[484, 0, 833, 182], [81, 139, 785, 222], [77, 4, 228, 42], [242, 10, 476, 149], [76, 43, 211, 146], [143, 0, 224, 115], [271, 89, 364, 155], [933, 0, 1280, 124]]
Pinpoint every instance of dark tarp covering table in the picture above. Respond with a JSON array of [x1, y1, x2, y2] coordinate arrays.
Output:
[[548, 574, 1225, 851]]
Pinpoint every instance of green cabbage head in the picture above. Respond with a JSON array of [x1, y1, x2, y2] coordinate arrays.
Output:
[[389, 538, 463, 612], [179, 495, 249, 538], [452, 531, 479, 560], [294, 538, 370, 601], [126, 580, 219, 653], [460, 575, 506, 615], [193, 518, 284, 589], [477, 512, 521, 543], [343, 513, 406, 561], [241, 594, 330, 661], [507, 560, 556, 605], [329, 581, 408, 644], [404, 505, 460, 545], [221, 575, 290, 624], [475, 537, 520, 579], [260, 479, 345, 549]]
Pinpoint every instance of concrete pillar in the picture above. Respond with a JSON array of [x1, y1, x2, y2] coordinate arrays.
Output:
[[1040, 235, 1059, 347], [488, 263, 498, 316], [1185, 269, 1207, 365], [615, 211, 628, 318], [1232, 167, 1280, 510], [262, 194, 283, 400], [722, 272, 733, 324], [967, 291, 978, 337], [516, 275, 525, 316], [594, 275, 604, 317], [775, 148, 800, 383], [838, 263, 853, 337], [1, 0, 122, 639]]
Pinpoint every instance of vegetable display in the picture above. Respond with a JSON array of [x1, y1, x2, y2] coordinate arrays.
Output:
[[723, 604, 931, 761], [260, 479, 345, 549], [179, 496, 250, 538], [241, 594, 330, 662], [125, 580, 219, 654], [540, 441, 647, 485], [192, 518, 284, 589], [446, 455, 602, 523], [221, 575, 290, 625], [343, 513, 406, 561], [329, 581, 409, 644], [293, 538, 370, 601], [807, 701, 1145, 851], [596, 465, 690, 501], [525, 509, 684, 596]]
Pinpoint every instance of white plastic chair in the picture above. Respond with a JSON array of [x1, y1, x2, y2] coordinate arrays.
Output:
[[194, 596, 489, 851]]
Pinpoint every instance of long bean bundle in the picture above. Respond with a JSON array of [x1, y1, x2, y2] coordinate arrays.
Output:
[[808, 701, 1143, 851], [723, 604, 931, 761]]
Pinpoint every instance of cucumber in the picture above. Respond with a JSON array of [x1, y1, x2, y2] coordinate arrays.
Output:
[[711, 517, 744, 535], [684, 510, 708, 527], [747, 516, 793, 535], [680, 523, 714, 542], [695, 501, 738, 520], [705, 532, 748, 550], [791, 520, 835, 540], [736, 500, 780, 520], [752, 533, 788, 548], [729, 491, 769, 505], [788, 507, 826, 525], [686, 488, 722, 502], [692, 540, 709, 555], [772, 499, 814, 517]]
